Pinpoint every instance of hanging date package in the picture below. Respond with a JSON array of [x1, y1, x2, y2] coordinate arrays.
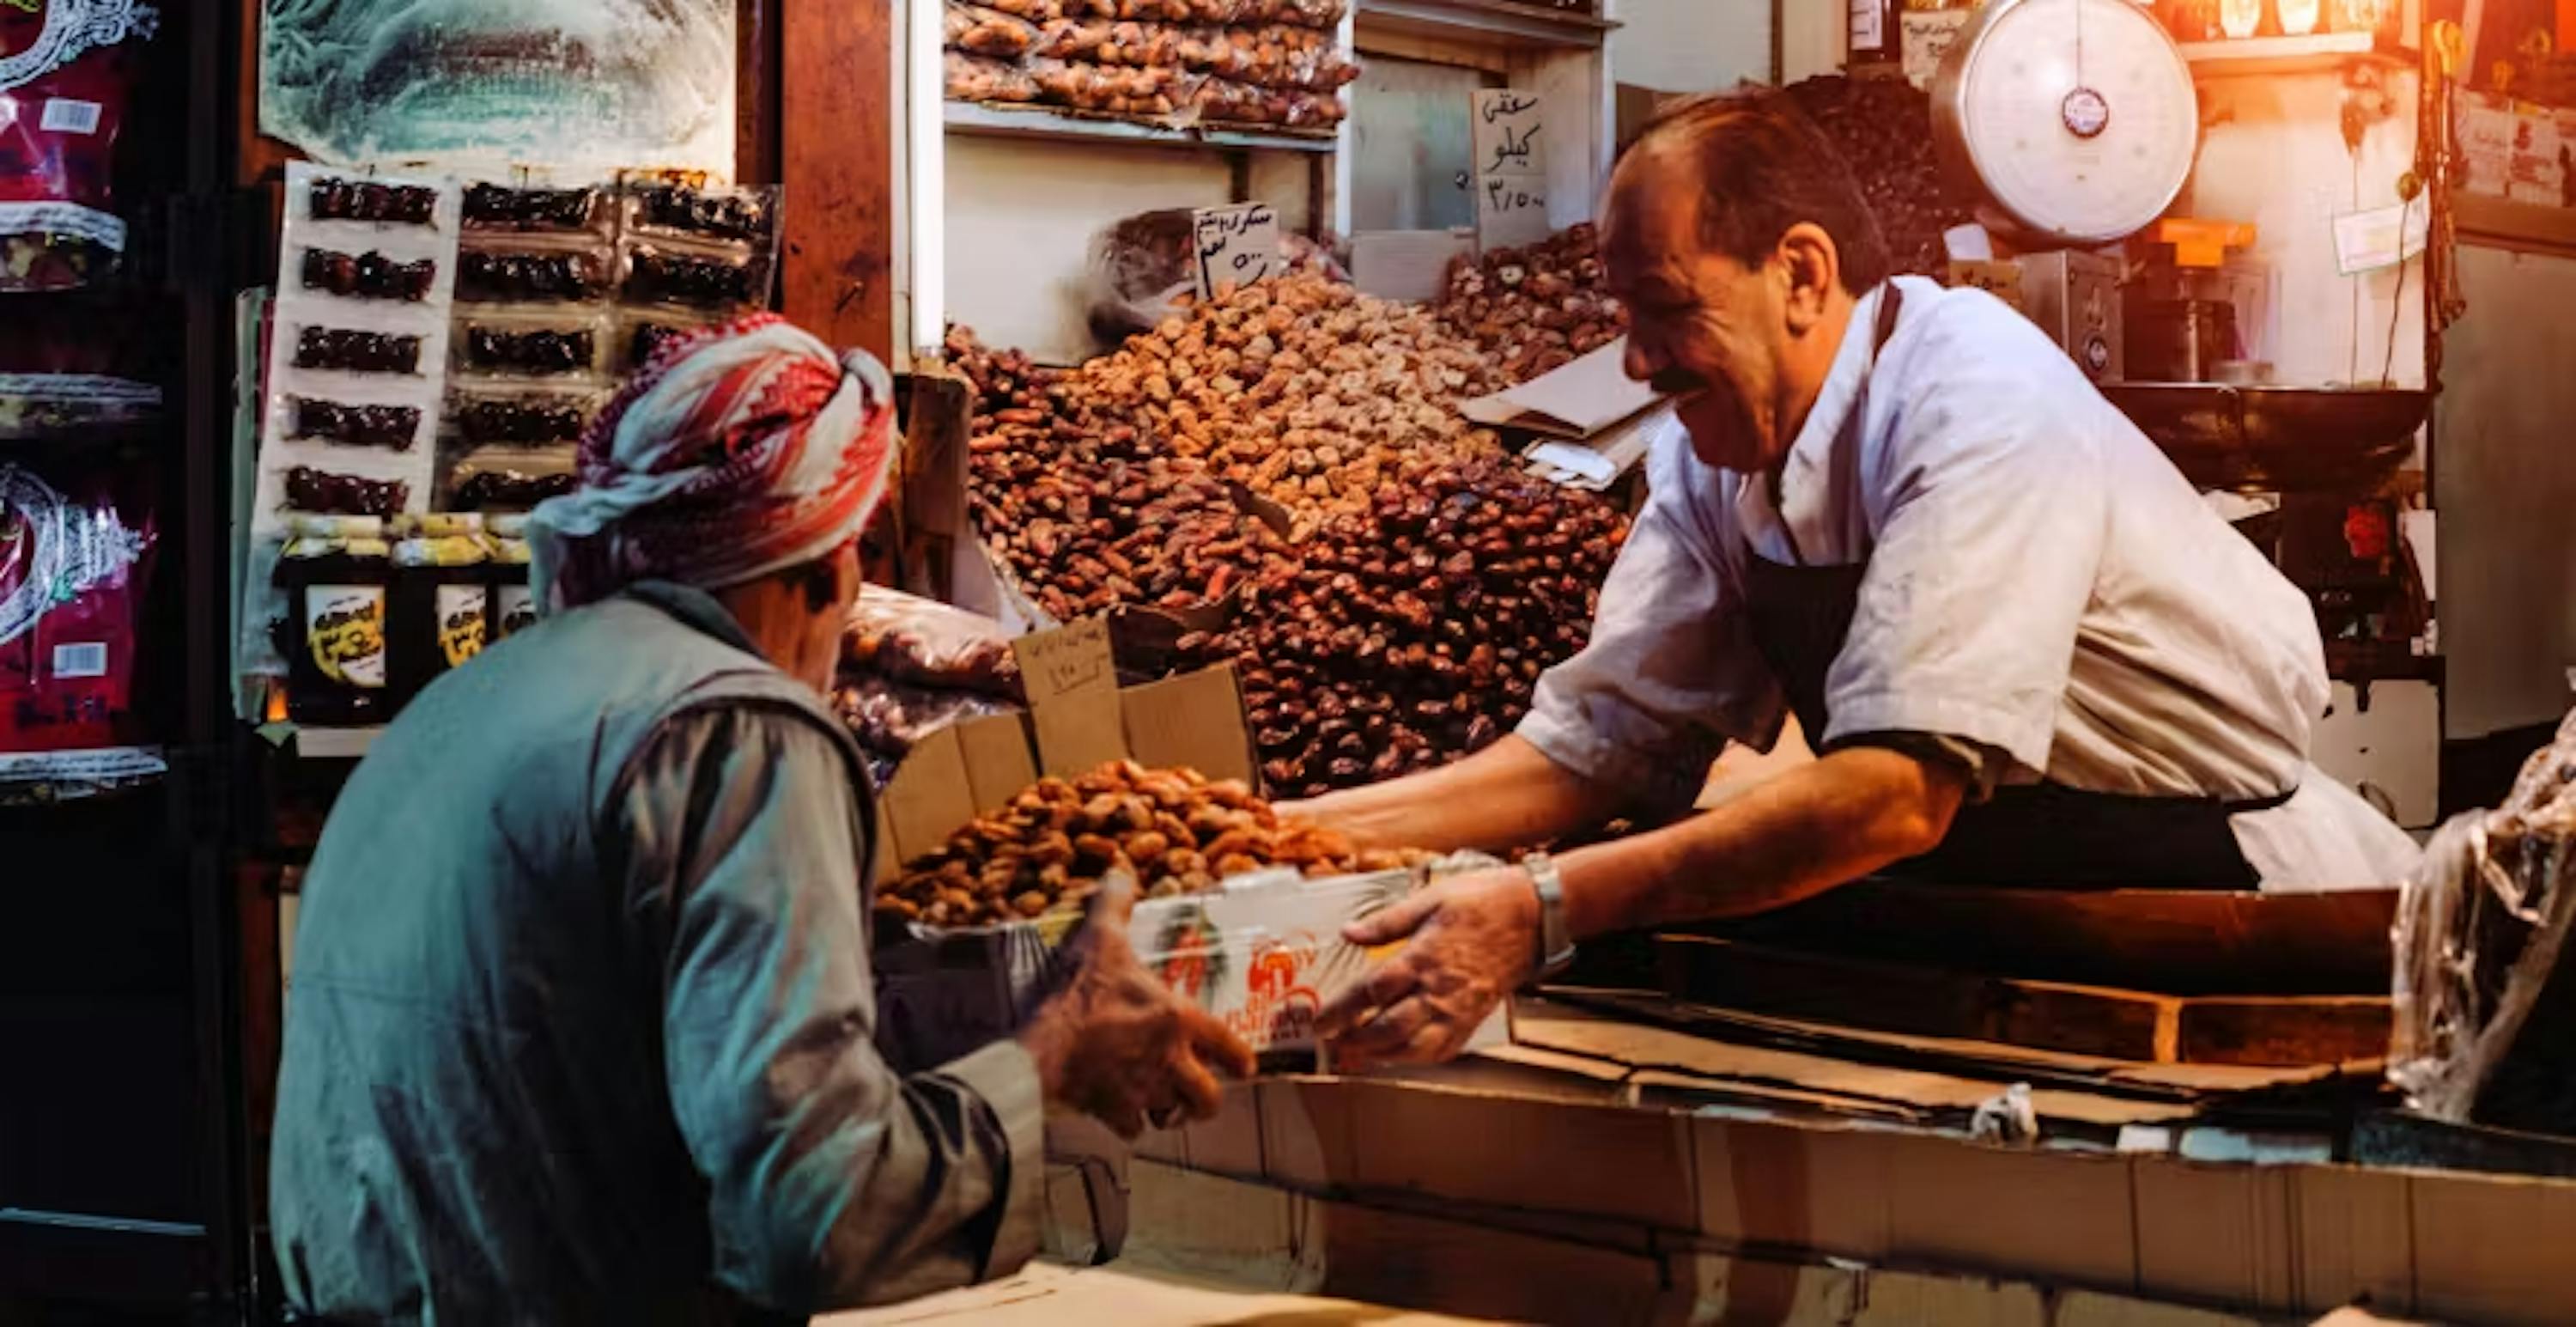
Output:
[[0, 1, 159, 292], [254, 161, 459, 535], [617, 173, 781, 316]]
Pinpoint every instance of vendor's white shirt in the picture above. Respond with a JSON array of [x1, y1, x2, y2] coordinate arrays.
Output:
[[1519, 277, 2420, 891]]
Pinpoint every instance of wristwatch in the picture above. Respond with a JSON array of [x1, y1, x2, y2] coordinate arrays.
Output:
[[1522, 850, 1577, 979]]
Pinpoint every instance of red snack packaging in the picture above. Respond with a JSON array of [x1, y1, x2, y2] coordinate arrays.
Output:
[[0, 460, 156, 762], [0, 1, 160, 292]]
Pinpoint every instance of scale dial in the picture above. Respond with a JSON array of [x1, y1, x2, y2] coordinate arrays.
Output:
[[1931, 0, 2198, 246]]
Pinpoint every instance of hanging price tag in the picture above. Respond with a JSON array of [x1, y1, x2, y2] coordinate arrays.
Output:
[[1192, 202, 1282, 300]]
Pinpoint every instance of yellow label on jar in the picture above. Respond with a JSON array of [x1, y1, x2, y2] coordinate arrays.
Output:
[[308, 586, 386, 688], [436, 583, 489, 668]]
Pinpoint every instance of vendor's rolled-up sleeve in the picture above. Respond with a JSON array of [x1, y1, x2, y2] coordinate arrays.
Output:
[[617, 704, 1045, 1314], [1519, 426, 1784, 807], [1823, 302, 2110, 776]]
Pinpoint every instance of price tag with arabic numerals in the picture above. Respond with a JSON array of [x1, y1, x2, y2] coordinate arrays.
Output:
[[1192, 202, 1282, 301]]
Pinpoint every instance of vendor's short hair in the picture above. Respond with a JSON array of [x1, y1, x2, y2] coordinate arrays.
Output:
[[1619, 87, 1891, 296]]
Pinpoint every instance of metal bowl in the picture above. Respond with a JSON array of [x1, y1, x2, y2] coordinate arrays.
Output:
[[2103, 383, 2430, 492]]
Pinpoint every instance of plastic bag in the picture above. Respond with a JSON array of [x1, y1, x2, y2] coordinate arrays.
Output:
[[833, 676, 1020, 783], [0, 1, 156, 292], [946, 52, 1043, 104], [842, 585, 1024, 700], [1194, 76, 1343, 129], [2391, 711, 2576, 1126], [1176, 25, 1358, 88], [1025, 57, 1190, 117], [0, 374, 160, 441], [948, 2, 1043, 58], [1083, 208, 1345, 348]]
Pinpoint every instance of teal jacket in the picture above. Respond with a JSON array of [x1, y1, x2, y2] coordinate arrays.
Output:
[[269, 582, 1042, 1324]]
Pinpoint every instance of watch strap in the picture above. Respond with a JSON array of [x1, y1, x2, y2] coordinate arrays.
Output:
[[1523, 850, 1576, 978]]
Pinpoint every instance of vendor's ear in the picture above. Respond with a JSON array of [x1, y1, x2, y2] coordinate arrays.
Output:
[[1775, 222, 1841, 335]]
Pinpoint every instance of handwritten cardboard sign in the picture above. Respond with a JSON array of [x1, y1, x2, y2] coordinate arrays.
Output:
[[1192, 202, 1282, 300], [1472, 89, 1549, 252], [1473, 89, 1546, 180], [1476, 176, 1551, 250], [1011, 616, 1126, 776]]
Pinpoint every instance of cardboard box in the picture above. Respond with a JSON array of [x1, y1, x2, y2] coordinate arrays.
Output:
[[869, 617, 1504, 1070]]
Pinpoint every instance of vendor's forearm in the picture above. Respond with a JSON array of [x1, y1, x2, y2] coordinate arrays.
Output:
[[1556, 746, 1965, 939], [1291, 735, 1619, 854]]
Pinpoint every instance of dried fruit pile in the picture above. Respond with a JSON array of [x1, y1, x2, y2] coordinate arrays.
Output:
[[949, 271, 1628, 800], [1178, 456, 1630, 799], [957, 271, 1510, 616], [1782, 76, 1978, 280], [1434, 223, 1626, 385], [880, 758, 1406, 926]]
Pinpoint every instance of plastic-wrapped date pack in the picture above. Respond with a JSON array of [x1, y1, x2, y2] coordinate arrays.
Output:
[[445, 173, 619, 530], [0, 1, 158, 292], [615, 173, 779, 318], [257, 162, 460, 508], [1036, 19, 1357, 89], [246, 163, 461, 697], [944, 0, 1355, 130], [1193, 77, 1343, 129]]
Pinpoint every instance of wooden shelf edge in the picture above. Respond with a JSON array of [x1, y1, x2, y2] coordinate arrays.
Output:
[[942, 100, 1340, 154], [2453, 190, 2576, 260], [2178, 32, 2412, 76], [1357, 0, 1615, 48]]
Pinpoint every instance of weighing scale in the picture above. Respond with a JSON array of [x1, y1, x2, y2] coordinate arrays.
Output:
[[1928, 0, 2429, 493], [1929, 0, 2200, 248]]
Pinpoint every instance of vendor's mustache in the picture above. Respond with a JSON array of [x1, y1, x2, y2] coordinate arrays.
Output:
[[1651, 368, 1710, 397]]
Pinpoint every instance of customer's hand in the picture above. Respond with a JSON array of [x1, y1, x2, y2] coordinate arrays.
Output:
[[1018, 878, 1256, 1137]]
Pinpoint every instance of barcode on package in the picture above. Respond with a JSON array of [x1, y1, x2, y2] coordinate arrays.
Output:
[[41, 100, 104, 136], [52, 642, 107, 679]]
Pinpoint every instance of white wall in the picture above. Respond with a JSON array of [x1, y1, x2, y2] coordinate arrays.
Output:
[[2433, 244, 2576, 740], [2183, 70, 2426, 389], [942, 137, 1315, 365], [1607, 0, 1776, 93]]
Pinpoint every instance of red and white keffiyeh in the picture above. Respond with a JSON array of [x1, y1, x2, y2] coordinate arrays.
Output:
[[529, 313, 898, 612]]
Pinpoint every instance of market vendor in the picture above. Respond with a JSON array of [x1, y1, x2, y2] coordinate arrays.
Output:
[[1294, 88, 2421, 1067], [269, 316, 1254, 1321]]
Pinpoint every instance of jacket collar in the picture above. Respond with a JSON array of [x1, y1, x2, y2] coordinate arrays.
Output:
[[620, 580, 763, 659]]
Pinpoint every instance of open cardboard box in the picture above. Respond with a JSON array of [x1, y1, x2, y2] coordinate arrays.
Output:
[[869, 616, 1505, 1073]]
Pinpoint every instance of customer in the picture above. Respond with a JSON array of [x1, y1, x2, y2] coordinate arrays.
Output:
[[270, 315, 1252, 1323]]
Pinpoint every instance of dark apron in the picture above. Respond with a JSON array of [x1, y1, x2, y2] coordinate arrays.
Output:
[[1742, 284, 2282, 891]]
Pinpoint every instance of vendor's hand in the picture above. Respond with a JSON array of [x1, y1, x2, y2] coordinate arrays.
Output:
[[1019, 878, 1256, 1137], [1316, 867, 1539, 1068]]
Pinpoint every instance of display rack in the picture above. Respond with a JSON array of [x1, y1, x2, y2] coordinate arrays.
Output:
[[2178, 32, 2412, 76], [944, 100, 1342, 154], [1355, 0, 1615, 49], [0, 0, 251, 1314]]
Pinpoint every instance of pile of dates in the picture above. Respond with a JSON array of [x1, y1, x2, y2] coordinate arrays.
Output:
[[952, 326, 1293, 619], [1178, 456, 1629, 799], [1434, 223, 1626, 386], [959, 271, 1507, 556], [880, 758, 1406, 926], [1782, 76, 1978, 279]]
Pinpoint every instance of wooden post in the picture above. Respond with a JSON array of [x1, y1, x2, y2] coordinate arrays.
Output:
[[781, 0, 896, 360]]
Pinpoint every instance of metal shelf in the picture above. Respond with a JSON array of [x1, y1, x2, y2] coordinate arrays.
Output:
[[943, 100, 1338, 154], [2453, 189, 2576, 260], [1357, 0, 1616, 48], [2177, 32, 2412, 76]]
